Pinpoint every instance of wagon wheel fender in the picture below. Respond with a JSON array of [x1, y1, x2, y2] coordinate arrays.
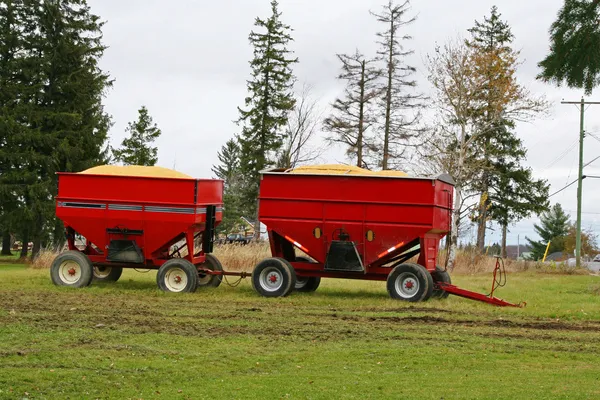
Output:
[[251, 257, 296, 297], [50, 250, 94, 288], [431, 266, 451, 299], [157, 258, 199, 293], [294, 256, 321, 292], [386, 263, 434, 302], [197, 254, 223, 288]]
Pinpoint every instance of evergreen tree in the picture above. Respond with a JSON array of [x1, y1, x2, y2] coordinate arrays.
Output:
[[371, 0, 423, 170], [212, 139, 243, 234], [0, 0, 24, 255], [526, 204, 570, 260], [35, 0, 113, 253], [237, 0, 297, 236], [489, 160, 550, 258], [324, 50, 380, 168], [538, 0, 600, 95], [0, 0, 48, 257], [113, 106, 161, 166], [466, 6, 548, 252]]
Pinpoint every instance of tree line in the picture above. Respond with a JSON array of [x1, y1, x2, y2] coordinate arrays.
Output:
[[213, 0, 600, 266], [0, 0, 162, 259]]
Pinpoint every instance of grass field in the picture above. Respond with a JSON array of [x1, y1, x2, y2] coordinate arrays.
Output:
[[1, 260, 600, 399]]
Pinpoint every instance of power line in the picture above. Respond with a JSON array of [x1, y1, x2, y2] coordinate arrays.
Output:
[[549, 176, 585, 197], [540, 140, 578, 172]]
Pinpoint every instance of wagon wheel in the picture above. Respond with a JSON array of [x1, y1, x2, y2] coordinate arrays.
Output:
[[197, 254, 223, 288], [294, 256, 321, 292], [386, 263, 434, 302], [50, 251, 94, 288], [157, 259, 199, 293], [431, 266, 451, 299], [251, 257, 296, 298], [93, 266, 123, 282]]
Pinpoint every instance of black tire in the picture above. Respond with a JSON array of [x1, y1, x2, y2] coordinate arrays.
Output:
[[294, 256, 321, 292], [50, 251, 94, 288], [251, 257, 296, 297], [197, 254, 223, 288], [386, 263, 434, 302], [157, 258, 199, 293], [295, 276, 321, 292], [93, 266, 123, 282], [431, 266, 451, 299]]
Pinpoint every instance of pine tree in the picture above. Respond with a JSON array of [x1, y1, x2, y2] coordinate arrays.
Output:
[[0, 0, 23, 255], [1, 0, 112, 257], [34, 0, 113, 254], [0, 0, 48, 257], [526, 204, 570, 260], [324, 51, 380, 168], [237, 0, 297, 236], [538, 0, 600, 94], [113, 106, 161, 166], [371, 0, 423, 170], [466, 6, 548, 252], [212, 139, 243, 234], [489, 161, 550, 258]]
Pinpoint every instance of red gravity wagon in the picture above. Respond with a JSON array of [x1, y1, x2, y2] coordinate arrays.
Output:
[[51, 166, 224, 292], [51, 164, 521, 306]]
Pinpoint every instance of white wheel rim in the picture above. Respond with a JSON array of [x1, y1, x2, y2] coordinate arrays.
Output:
[[164, 268, 188, 292], [395, 272, 420, 299], [259, 267, 283, 292], [94, 266, 112, 279], [59, 260, 82, 284], [295, 277, 308, 289]]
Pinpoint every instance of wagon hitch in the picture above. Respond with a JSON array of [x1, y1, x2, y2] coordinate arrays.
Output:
[[438, 257, 526, 308]]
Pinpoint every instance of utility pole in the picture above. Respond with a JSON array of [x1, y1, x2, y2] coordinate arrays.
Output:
[[561, 97, 600, 268], [517, 234, 520, 260]]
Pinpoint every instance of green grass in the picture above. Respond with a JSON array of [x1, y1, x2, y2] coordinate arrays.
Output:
[[1, 267, 600, 399]]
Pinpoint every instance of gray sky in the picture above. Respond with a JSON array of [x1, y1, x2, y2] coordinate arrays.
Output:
[[88, 0, 600, 246]]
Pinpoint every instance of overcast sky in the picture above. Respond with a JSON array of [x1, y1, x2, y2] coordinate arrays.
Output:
[[87, 0, 600, 247]]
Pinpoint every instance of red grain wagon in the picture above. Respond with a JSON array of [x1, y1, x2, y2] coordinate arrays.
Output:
[[248, 166, 522, 306], [50, 166, 224, 293]]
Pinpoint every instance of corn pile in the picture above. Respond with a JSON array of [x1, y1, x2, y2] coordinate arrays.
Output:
[[79, 165, 193, 179], [286, 164, 408, 177]]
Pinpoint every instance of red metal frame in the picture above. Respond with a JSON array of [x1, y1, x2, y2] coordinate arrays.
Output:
[[56, 172, 223, 269]]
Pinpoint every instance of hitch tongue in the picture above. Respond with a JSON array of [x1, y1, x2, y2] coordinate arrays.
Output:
[[438, 258, 525, 307]]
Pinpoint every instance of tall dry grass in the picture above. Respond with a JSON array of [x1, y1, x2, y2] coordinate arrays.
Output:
[[28, 242, 590, 275], [30, 248, 61, 269], [213, 242, 271, 272]]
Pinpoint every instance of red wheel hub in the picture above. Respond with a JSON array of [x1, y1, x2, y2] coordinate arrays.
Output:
[[269, 274, 278, 283], [174, 275, 182, 284], [68, 268, 76, 276], [405, 281, 414, 289]]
